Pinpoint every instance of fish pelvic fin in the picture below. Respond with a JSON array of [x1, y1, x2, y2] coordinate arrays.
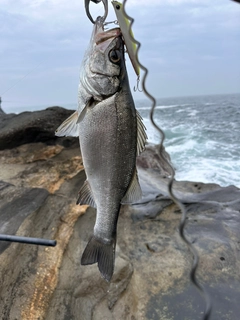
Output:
[[76, 180, 96, 208], [121, 168, 142, 204], [55, 111, 79, 137], [81, 236, 116, 282]]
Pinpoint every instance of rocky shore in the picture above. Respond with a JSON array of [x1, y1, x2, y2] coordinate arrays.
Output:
[[0, 107, 240, 320]]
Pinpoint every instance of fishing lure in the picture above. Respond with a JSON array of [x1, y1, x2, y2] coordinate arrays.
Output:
[[111, 1, 140, 77]]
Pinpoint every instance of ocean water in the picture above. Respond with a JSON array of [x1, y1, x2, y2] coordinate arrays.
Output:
[[137, 93, 240, 188], [2, 93, 240, 188]]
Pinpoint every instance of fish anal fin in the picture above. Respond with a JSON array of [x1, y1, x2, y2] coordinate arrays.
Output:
[[55, 111, 79, 137], [121, 168, 142, 204], [81, 236, 115, 282], [136, 110, 147, 156], [76, 181, 96, 208]]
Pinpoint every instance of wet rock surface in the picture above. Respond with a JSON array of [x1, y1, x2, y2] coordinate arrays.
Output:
[[0, 108, 240, 320], [0, 106, 77, 150]]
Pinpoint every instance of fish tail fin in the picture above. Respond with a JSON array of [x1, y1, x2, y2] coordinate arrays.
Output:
[[81, 235, 116, 282]]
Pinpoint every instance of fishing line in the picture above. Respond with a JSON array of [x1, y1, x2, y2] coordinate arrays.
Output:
[[0, 62, 43, 97], [121, 0, 212, 318]]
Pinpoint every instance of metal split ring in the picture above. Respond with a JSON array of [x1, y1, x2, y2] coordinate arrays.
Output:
[[84, 0, 108, 24]]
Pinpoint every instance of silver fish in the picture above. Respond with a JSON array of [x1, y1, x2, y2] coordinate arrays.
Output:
[[56, 17, 147, 281]]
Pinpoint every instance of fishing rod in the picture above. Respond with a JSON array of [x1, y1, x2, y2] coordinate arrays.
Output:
[[0, 66, 56, 246], [0, 234, 56, 247]]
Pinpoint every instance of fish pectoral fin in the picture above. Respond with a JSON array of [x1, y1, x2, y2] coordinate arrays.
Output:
[[55, 111, 79, 137], [121, 168, 142, 204], [76, 180, 96, 208], [137, 110, 148, 156], [76, 104, 88, 124], [77, 98, 97, 124], [81, 236, 116, 282]]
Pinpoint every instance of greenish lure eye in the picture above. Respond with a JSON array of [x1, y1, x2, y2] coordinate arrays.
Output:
[[109, 49, 121, 63]]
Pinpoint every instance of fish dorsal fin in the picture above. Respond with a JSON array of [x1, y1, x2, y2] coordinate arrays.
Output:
[[76, 180, 96, 208], [137, 110, 147, 156], [55, 111, 79, 137], [121, 168, 142, 204]]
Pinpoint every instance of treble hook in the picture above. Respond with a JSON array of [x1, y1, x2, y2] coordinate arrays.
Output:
[[84, 0, 108, 24], [134, 75, 142, 92]]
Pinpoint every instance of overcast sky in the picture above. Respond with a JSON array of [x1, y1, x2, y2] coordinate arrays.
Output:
[[1, 0, 240, 112]]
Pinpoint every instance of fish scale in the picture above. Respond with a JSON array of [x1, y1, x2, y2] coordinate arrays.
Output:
[[79, 93, 137, 227]]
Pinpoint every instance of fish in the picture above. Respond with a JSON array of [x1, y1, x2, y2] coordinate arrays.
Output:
[[55, 16, 147, 281]]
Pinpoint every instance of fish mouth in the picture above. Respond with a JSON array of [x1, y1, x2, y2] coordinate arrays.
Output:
[[94, 17, 121, 52], [95, 27, 121, 45]]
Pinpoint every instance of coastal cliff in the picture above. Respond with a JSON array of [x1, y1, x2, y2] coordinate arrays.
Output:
[[0, 107, 240, 320]]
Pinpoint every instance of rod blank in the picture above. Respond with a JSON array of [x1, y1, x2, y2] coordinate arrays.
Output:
[[0, 234, 57, 247]]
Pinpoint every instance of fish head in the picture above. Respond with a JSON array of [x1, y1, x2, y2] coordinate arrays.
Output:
[[85, 17, 125, 98]]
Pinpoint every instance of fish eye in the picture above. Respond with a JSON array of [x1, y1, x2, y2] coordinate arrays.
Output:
[[109, 49, 121, 64]]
